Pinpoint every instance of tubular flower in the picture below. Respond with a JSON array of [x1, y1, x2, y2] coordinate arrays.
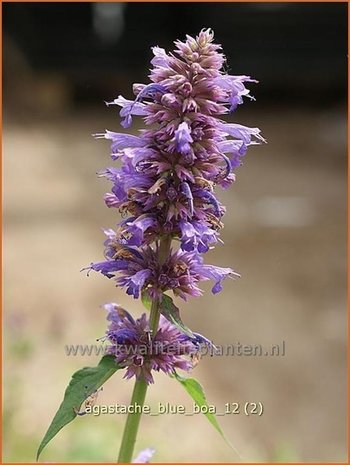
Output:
[[103, 304, 213, 384]]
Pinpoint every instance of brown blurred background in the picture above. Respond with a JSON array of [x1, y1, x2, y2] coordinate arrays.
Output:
[[2, 2, 347, 463]]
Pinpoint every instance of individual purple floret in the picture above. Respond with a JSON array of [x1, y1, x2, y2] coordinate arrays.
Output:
[[103, 304, 211, 384]]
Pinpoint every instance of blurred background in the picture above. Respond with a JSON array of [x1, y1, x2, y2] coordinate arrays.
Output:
[[3, 2, 347, 462]]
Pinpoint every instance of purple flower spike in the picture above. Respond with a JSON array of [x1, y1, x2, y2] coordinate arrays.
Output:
[[92, 30, 263, 264], [91, 30, 264, 337]]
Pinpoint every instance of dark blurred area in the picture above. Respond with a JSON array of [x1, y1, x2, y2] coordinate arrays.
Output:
[[3, 2, 347, 113], [3, 3, 347, 463]]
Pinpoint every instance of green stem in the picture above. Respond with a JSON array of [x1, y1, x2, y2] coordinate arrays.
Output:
[[117, 378, 148, 463], [149, 235, 172, 333], [117, 235, 172, 463]]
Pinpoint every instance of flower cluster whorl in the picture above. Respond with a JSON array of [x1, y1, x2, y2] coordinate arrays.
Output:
[[103, 304, 213, 385]]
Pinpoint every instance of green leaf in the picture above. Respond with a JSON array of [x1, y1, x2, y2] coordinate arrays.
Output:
[[160, 295, 194, 337], [141, 291, 194, 338], [37, 355, 120, 460], [141, 289, 152, 311], [173, 372, 239, 456]]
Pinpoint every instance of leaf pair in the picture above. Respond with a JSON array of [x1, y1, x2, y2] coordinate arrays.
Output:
[[37, 294, 237, 460], [37, 357, 235, 461]]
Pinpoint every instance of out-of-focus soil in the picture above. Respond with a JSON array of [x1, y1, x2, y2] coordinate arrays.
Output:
[[3, 105, 347, 462]]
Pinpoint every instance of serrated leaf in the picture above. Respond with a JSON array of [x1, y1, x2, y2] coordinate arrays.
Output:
[[37, 355, 120, 460], [173, 372, 239, 456], [160, 295, 194, 337]]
